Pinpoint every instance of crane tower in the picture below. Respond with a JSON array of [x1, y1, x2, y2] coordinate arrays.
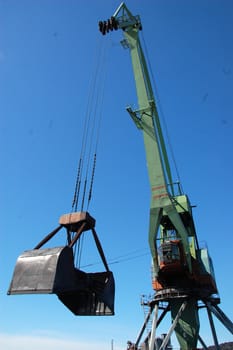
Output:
[[98, 3, 233, 349]]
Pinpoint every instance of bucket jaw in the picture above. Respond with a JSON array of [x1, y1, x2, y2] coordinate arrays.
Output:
[[8, 212, 115, 316], [7, 246, 77, 295], [58, 271, 115, 316]]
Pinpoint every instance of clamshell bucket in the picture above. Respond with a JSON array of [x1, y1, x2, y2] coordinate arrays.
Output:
[[8, 211, 115, 316]]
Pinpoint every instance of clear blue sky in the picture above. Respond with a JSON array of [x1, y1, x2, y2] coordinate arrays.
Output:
[[0, 1, 233, 349]]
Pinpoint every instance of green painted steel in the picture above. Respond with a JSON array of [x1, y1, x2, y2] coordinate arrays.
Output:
[[118, 6, 193, 277], [170, 299, 200, 349], [112, 3, 200, 349], [99, 3, 223, 347]]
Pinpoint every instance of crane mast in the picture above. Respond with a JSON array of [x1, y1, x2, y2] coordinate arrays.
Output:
[[98, 3, 227, 349]]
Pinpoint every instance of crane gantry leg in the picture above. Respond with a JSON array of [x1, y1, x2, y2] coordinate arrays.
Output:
[[136, 293, 233, 350], [149, 304, 158, 350], [206, 303, 220, 350], [158, 300, 187, 350]]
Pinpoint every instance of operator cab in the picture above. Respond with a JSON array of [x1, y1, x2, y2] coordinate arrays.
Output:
[[158, 240, 185, 274]]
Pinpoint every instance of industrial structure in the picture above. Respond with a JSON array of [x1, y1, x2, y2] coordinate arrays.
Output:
[[98, 3, 233, 349], [7, 2, 233, 350]]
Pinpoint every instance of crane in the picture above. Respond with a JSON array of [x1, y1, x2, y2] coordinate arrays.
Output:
[[6, 2, 232, 348], [98, 3, 233, 349]]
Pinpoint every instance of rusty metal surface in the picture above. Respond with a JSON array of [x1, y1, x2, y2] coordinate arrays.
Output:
[[59, 211, 96, 232]]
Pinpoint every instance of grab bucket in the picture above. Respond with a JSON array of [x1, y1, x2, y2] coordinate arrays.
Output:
[[8, 212, 115, 316]]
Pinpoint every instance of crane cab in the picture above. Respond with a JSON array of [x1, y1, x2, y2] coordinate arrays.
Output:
[[152, 238, 188, 291], [158, 240, 186, 274]]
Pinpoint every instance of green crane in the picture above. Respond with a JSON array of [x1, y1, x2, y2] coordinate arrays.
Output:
[[99, 3, 221, 349], [6, 3, 232, 347]]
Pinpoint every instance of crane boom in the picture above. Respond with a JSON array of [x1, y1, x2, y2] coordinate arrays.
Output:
[[112, 3, 195, 280], [99, 3, 219, 349]]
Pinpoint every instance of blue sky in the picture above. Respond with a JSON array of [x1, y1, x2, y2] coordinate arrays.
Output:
[[1, 0, 233, 349]]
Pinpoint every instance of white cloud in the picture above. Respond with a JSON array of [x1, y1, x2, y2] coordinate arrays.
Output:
[[0, 332, 116, 350]]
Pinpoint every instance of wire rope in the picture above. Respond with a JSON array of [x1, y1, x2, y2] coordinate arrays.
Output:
[[71, 46, 103, 265], [87, 42, 108, 211], [71, 38, 104, 212], [81, 248, 150, 268], [79, 39, 107, 212], [70, 37, 108, 267]]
